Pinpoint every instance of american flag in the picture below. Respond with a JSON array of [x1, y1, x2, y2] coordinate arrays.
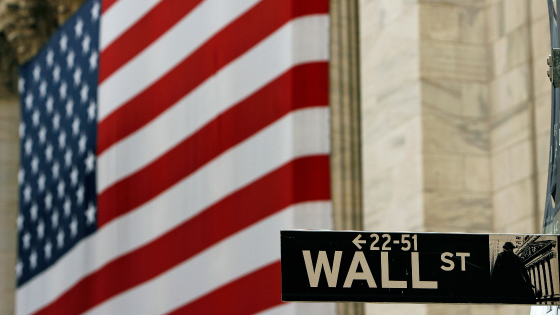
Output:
[[17, 0, 332, 314]]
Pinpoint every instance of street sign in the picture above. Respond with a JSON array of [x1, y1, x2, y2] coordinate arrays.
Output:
[[281, 230, 560, 305]]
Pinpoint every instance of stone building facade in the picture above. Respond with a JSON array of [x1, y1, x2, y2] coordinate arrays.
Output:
[[0, 0, 553, 314]]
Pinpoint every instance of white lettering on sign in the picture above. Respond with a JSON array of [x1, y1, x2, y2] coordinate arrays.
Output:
[[381, 252, 407, 288], [302, 250, 342, 287], [301, 250, 446, 289], [440, 252, 454, 271], [343, 251, 377, 288], [456, 252, 470, 271], [411, 252, 438, 289], [440, 252, 471, 271]]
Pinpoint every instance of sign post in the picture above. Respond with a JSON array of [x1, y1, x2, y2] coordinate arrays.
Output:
[[281, 230, 560, 305]]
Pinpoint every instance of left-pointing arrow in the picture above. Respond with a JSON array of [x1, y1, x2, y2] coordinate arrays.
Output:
[[352, 234, 366, 249]]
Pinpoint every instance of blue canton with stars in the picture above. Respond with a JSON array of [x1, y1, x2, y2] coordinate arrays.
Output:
[[17, 0, 100, 286]]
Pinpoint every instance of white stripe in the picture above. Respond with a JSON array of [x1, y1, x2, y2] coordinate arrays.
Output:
[[100, 0, 162, 49], [84, 202, 332, 315], [256, 303, 297, 315], [256, 302, 336, 315], [16, 108, 329, 315], [98, 0, 262, 119], [97, 15, 329, 193]]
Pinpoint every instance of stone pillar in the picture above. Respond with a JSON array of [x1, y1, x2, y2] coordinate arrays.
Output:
[[0, 45, 19, 314], [545, 259, 551, 296], [359, 0, 426, 314], [531, 266, 537, 291], [549, 254, 560, 298], [359, 0, 550, 314], [534, 266, 541, 296], [538, 262, 546, 296], [330, 0, 364, 314]]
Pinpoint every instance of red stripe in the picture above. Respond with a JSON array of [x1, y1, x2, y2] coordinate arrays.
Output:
[[166, 261, 283, 315], [99, 0, 204, 82], [33, 156, 330, 315], [101, 0, 117, 13], [98, 62, 328, 226], [97, 0, 329, 154]]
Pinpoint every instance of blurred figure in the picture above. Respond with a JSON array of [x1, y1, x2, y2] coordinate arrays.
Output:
[[491, 242, 536, 300]]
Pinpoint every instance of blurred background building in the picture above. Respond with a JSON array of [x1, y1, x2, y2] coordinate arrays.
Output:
[[0, 0, 552, 314]]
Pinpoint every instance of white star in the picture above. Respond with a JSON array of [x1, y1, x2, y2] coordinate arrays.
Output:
[[64, 149, 73, 167], [18, 168, 24, 185], [53, 113, 60, 131], [46, 96, 54, 113], [86, 202, 96, 225], [64, 197, 72, 216], [18, 78, 25, 93], [80, 84, 89, 103], [37, 220, 44, 239], [85, 151, 95, 173], [30, 202, 38, 221], [31, 155, 39, 174], [19, 122, 25, 139], [22, 232, 31, 249], [74, 18, 84, 38], [33, 65, 41, 82], [89, 50, 98, 71], [45, 143, 53, 162], [39, 126, 46, 144], [91, 1, 100, 21], [73, 67, 82, 86], [23, 184, 31, 203], [25, 93, 33, 109], [44, 240, 52, 260], [57, 180, 65, 199], [87, 100, 96, 121], [31, 110, 40, 126], [66, 98, 74, 117], [70, 216, 78, 238], [17, 213, 23, 231], [82, 35, 91, 54], [70, 167, 78, 186], [44, 191, 53, 210], [66, 50, 75, 69], [39, 80, 47, 97], [29, 250, 37, 269], [72, 117, 81, 135], [78, 134, 87, 153], [52, 161, 60, 180], [53, 65, 61, 82], [57, 229, 65, 248], [38, 173, 45, 192], [51, 210, 59, 229], [24, 137, 33, 155], [60, 34, 68, 52], [16, 260, 22, 278], [76, 185, 85, 205], [46, 49, 54, 67], [58, 131, 66, 149], [59, 81, 67, 100]]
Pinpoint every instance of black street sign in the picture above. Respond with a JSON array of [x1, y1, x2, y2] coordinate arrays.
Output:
[[281, 230, 560, 305]]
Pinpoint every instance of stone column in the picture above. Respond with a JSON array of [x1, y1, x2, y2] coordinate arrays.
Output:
[[533, 266, 541, 296], [538, 262, 546, 296], [359, 0, 550, 314], [549, 254, 560, 298], [0, 35, 19, 314], [330, 0, 364, 314], [359, 0, 427, 314]]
